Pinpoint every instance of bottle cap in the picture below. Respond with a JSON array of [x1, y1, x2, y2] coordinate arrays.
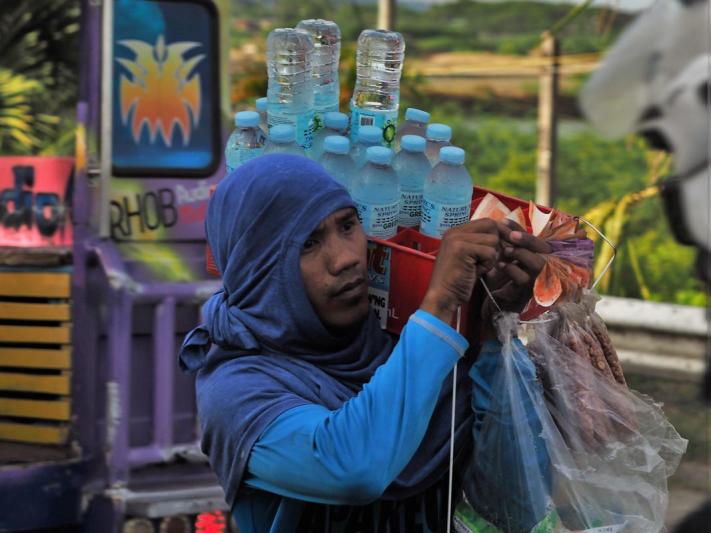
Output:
[[439, 146, 465, 165], [269, 124, 295, 143], [324, 112, 349, 130], [405, 108, 430, 124], [400, 135, 426, 153], [366, 146, 393, 165], [358, 125, 383, 144], [235, 111, 260, 127], [324, 135, 350, 155], [426, 123, 452, 142], [256, 97, 267, 112]]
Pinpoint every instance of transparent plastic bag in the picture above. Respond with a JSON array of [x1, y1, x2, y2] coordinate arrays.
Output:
[[465, 311, 688, 533]]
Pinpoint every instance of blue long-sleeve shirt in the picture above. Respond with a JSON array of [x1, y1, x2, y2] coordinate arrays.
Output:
[[233, 310, 469, 532]]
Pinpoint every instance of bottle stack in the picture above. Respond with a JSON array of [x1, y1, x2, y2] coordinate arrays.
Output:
[[224, 21, 473, 239]]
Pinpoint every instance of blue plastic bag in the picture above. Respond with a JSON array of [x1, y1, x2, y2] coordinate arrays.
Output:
[[465, 313, 552, 532]]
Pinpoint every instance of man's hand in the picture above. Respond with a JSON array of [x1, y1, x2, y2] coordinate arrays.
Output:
[[480, 220, 552, 324], [420, 219, 500, 325]]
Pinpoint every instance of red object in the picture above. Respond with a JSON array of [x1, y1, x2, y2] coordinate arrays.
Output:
[[0, 156, 74, 248], [194, 510, 226, 533], [206, 186, 557, 335]]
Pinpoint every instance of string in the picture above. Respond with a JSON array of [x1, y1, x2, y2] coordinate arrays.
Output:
[[446, 305, 461, 533]]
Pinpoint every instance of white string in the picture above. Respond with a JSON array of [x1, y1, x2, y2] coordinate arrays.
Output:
[[446, 306, 461, 533]]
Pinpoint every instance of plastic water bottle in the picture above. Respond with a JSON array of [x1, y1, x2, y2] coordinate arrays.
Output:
[[296, 19, 341, 125], [351, 146, 400, 239], [225, 111, 266, 173], [319, 135, 355, 191], [256, 97, 268, 134], [392, 135, 430, 228], [349, 29, 405, 147], [310, 111, 349, 160], [425, 123, 452, 165], [263, 124, 306, 156], [421, 146, 473, 239], [266, 28, 315, 150], [350, 125, 383, 168], [395, 108, 430, 150]]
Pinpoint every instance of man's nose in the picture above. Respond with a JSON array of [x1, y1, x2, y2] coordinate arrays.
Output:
[[324, 237, 360, 276]]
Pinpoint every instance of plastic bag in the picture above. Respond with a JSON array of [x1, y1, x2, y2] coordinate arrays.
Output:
[[465, 311, 688, 533], [466, 313, 552, 532]]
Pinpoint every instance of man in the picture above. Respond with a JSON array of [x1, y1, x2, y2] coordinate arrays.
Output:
[[179, 154, 549, 532]]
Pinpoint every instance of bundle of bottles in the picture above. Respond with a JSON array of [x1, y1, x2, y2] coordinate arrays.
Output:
[[225, 20, 471, 241]]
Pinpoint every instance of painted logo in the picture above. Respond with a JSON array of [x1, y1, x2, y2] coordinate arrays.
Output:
[[117, 35, 203, 146]]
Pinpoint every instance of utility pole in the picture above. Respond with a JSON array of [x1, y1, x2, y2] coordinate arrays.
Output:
[[536, 32, 560, 208], [378, 0, 396, 30]]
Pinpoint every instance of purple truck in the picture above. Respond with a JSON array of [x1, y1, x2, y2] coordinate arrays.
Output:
[[0, 0, 235, 530]]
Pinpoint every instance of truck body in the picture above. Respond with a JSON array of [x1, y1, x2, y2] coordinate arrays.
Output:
[[0, 0, 232, 530]]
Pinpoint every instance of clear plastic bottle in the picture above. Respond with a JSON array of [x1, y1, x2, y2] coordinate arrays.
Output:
[[425, 123, 452, 165], [266, 28, 315, 150], [319, 135, 355, 191], [392, 135, 430, 228], [421, 146, 473, 239], [349, 29, 405, 147], [296, 19, 341, 126], [310, 111, 349, 160], [394, 108, 430, 150], [350, 125, 383, 168], [351, 146, 400, 239], [263, 124, 306, 156], [224, 111, 266, 173], [256, 97, 268, 134]]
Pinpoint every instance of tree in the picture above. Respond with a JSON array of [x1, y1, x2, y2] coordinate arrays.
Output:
[[0, 0, 80, 155]]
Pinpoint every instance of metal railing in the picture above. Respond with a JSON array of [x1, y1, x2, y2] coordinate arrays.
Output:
[[89, 240, 220, 486]]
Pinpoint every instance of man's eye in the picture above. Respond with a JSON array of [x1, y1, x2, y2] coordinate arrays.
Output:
[[302, 238, 317, 252], [342, 219, 356, 232]]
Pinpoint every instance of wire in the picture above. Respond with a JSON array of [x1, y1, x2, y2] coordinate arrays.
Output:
[[446, 306, 461, 533]]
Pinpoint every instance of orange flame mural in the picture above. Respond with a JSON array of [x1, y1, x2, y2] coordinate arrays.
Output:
[[117, 35, 203, 146]]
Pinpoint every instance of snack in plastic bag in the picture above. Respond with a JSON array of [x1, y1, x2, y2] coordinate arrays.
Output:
[[466, 311, 688, 533]]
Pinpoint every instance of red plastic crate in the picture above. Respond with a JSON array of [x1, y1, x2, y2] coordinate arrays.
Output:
[[207, 186, 555, 336]]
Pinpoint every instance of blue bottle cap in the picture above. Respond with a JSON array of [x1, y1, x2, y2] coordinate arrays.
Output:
[[366, 146, 393, 165], [400, 135, 426, 153], [269, 124, 295, 143], [324, 112, 349, 130], [439, 146, 465, 165], [256, 97, 268, 112], [426, 123, 452, 142], [405, 108, 430, 124], [235, 111, 260, 127], [358, 125, 383, 144], [323, 135, 350, 155]]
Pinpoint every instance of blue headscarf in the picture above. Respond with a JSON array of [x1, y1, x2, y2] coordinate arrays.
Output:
[[179, 154, 472, 508]]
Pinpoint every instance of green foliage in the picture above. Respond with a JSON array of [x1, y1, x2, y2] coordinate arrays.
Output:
[[0, 0, 80, 155], [396, 0, 630, 56], [0, 68, 57, 152]]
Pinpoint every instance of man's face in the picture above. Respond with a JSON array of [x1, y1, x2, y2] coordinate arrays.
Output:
[[300, 207, 371, 331]]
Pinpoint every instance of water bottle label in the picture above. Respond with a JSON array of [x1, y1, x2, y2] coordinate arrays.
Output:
[[350, 104, 398, 147], [313, 112, 324, 133], [313, 94, 338, 133], [399, 191, 423, 228], [420, 199, 470, 238], [366, 241, 391, 330], [298, 113, 315, 150], [355, 200, 399, 239], [269, 113, 314, 150]]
